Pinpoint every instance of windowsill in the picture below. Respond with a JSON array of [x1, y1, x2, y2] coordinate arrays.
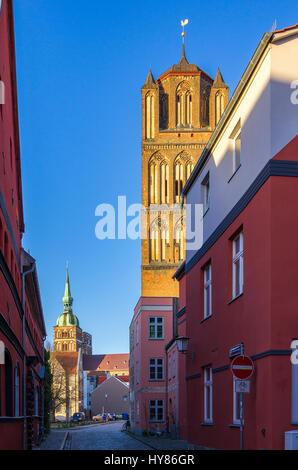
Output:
[[229, 423, 240, 428], [227, 292, 243, 305], [149, 380, 165, 383], [200, 315, 212, 324], [148, 338, 164, 341], [228, 164, 242, 183], [149, 420, 165, 423], [201, 422, 213, 426]]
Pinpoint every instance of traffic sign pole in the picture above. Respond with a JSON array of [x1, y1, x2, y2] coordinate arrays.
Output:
[[231, 353, 254, 450]]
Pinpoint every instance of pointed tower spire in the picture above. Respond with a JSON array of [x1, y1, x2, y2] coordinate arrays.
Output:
[[178, 42, 189, 66], [143, 68, 156, 88], [213, 67, 228, 88], [62, 265, 73, 312]]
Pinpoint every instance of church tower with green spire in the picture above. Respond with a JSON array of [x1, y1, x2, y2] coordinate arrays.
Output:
[[53, 268, 92, 353]]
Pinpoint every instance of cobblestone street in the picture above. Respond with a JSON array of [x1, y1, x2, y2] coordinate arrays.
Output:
[[68, 421, 150, 450]]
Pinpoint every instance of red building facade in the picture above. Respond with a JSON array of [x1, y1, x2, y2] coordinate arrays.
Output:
[[0, 0, 46, 450], [174, 25, 298, 449]]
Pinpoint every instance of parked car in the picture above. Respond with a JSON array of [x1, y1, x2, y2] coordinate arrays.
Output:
[[92, 413, 104, 422], [106, 413, 114, 421], [71, 412, 85, 422]]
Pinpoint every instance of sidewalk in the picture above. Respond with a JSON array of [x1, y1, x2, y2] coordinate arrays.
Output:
[[125, 431, 210, 450], [34, 430, 68, 450]]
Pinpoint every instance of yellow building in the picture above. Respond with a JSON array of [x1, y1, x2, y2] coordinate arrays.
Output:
[[141, 44, 229, 297]]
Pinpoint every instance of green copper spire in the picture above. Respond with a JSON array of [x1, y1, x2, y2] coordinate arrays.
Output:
[[56, 266, 79, 327], [62, 267, 73, 311]]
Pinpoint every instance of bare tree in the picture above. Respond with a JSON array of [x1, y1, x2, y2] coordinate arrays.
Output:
[[49, 355, 67, 421]]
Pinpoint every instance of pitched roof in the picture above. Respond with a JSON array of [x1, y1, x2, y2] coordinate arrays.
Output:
[[143, 68, 157, 89], [83, 353, 129, 372], [118, 375, 129, 383], [213, 68, 228, 88], [158, 44, 212, 82]]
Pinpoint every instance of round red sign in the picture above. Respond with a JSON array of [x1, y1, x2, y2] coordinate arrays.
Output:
[[231, 355, 254, 380]]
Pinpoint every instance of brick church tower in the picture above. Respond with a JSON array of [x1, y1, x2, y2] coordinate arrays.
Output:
[[141, 44, 229, 297]]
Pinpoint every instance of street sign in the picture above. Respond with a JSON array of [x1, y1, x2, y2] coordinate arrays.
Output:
[[235, 379, 250, 393], [231, 355, 254, 380]]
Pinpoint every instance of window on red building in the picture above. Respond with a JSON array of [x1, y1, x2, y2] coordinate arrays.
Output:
[[232, 231, 243, 298], [204, 263, 212, 318], [149, 317, 164, 339], [149, 358, 164, 381], [203, 366, 213, 423], [149, 399, 164, 422]]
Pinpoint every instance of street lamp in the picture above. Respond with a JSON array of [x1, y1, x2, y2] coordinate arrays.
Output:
[[176, 336, 190, 353]]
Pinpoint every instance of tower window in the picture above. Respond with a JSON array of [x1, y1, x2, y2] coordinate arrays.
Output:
[[145, 93, 154, 139]]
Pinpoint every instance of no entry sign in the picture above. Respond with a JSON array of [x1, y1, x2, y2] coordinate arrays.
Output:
[[231, 355, 254, 380]]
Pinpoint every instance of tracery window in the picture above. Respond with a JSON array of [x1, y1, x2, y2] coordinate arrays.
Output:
[[145, 93, 154, 139], [176, 81, 192, 127]]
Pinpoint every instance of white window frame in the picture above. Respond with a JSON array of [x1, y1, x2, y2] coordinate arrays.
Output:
[[149, 317, 164, 340], [149, 399, 164, 422], [204, 367, 213, 423], [232, 231, 244, 299], [149, 358, 164, 381], [204, 263, 212, 319], [202, 173, 210, 214], [233, 129, 241, 173], [233, 378, 241, 425]]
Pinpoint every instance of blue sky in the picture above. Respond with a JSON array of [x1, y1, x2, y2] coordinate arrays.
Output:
[[13, 0, 297, 353]]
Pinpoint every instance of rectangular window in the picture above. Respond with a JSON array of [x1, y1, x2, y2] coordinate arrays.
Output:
[[149, 358, 164, 381], [232, 231, 244, 298], [233, 130, 241, 173], [168, 355, 171, 380], [201, 173, 210, 213], [149, 317, 164, 339], [233, 378, 241, 425], [172, 351, 176, 378], [136, 321, 139, 345], [149, 399, 164, 422], [136, 361, 139, 384], [204, 263, 212, 319], [204, 367, 213, 423]]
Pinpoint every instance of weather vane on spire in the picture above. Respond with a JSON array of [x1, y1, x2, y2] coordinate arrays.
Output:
[[181, 19, 189, 44]]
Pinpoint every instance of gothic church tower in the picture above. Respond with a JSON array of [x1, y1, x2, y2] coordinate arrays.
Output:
[[141, 45, 229, 297]]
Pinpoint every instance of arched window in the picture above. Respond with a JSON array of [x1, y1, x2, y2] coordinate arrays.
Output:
[[174, 163, 184, 203], [174, 219, 185, 262], [160, 162, 169, 204], [215, 92, 224, 125], [62, 330, 68, 339], [176, 81, 192, 127], [149, 162, 158, 204], [145, 93, 154, 139], [186, 162, 194, 181], [161, 224, 169, 261], [14, 362, 20, 417], [150, 219, 159, 262], [5, 349, 13, 416], [62, 342, 68, 352]]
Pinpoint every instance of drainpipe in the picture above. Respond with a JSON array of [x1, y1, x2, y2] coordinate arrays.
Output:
[[21, 262, 35, 450]]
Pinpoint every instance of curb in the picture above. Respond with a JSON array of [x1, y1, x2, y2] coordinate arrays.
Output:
[[60, 431, 69, 450], [125, 431, 156, 450]]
